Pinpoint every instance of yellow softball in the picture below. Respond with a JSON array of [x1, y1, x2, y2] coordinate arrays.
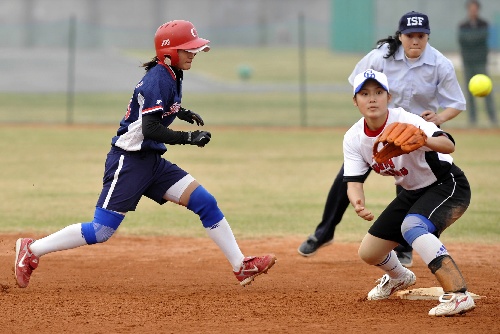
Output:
[[468, 74, 493, 97]]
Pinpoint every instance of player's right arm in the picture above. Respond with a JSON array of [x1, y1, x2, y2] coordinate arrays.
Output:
[[343, 123, 374, 221], [347, 182, 374, 221]]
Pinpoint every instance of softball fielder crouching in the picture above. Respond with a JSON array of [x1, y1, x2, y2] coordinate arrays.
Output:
[[343, 69, 475, 316]]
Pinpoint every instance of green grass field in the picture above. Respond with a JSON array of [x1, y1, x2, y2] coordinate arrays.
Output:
[[0, 48, 498, 128], [0, 125, 499, 245], [0, 48, 499, 244]]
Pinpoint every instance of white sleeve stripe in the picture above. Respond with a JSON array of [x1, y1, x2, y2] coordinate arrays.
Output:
[[142, 106, 163, 114]]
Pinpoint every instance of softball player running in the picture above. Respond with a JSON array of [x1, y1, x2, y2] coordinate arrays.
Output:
[[298, 11, 466, 268], [344, 69, 475, 316], [14, 20, 276, 288]]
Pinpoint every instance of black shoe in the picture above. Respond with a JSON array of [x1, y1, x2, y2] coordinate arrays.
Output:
[[297, 235, 333, 257], [396, 251, 413, 268]]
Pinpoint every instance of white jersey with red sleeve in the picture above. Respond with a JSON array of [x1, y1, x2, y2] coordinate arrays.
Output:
[[343, 107, 454, 190]]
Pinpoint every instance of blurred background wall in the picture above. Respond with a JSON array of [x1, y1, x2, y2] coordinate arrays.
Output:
[[1, 0, 499, 51], [1, 0, 499, 127]]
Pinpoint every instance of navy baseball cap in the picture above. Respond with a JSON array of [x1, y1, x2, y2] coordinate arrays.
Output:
[[398, 11, 430, 34]]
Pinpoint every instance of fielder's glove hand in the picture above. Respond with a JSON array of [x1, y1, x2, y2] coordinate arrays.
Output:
[[373, 122, 427, 163], [177, 107, 204, 126], [187, 130, 211, 147]]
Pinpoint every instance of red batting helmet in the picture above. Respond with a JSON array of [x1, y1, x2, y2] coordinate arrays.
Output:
[[154, 20, 210, 67]]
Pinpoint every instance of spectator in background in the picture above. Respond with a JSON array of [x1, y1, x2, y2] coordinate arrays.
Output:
[[458, 0, 497, 126]]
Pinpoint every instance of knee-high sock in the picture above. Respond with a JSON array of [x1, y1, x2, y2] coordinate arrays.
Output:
[[205, 218, 244, 271], [411, 233, 448, 265], [29, 223, 87, 257]]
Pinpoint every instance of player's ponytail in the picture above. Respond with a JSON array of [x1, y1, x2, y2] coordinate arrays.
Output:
[[141, 56, 159, 72], [376, 31, 402, 59]]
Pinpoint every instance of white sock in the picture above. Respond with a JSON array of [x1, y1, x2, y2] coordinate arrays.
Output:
[[411, 233, 448, 265], [205, 218, 245, 271], [30, 223, 87, 257], [376, 250, 408, 279]]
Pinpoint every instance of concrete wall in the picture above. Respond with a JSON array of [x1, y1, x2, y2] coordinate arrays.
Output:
[[0, 0, 330, 48], [0, 0, 499, 52]]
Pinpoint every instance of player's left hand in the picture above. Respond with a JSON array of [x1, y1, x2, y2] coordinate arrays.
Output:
[[188, 130, 211, 147], [177, 107, 204, 126], [373, 122, 427, 163]]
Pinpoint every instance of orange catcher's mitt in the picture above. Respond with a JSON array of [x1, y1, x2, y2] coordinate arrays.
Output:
[[373, 122, 427, 163]]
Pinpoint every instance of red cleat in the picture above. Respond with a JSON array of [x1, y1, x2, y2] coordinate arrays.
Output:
[[234, 254, 276, 286], [14, 238, 39, 288]]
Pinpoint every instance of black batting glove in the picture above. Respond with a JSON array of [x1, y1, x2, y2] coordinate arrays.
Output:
[[187, 130, 211, 147], [177, 107, 204, 126]]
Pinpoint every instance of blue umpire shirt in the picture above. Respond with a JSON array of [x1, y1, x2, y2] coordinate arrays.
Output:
[[348, 43, 466, 115]]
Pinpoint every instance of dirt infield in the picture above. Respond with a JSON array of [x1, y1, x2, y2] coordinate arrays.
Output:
[[0, 234, 498, 334]]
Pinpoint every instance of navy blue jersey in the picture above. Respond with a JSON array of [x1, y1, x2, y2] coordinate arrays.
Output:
[[112, 64, 182, 154]]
